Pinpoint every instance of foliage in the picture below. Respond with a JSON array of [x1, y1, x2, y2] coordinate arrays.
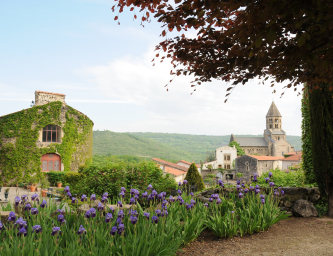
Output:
[[93, 131, 194, 161], [253, 169, 316, 187], [93, 154, 147, 165], [236, 173, 244, 179], [308, 83, 333, 217], [129, 132, 302, 162], [314, 198, 328, 217], [77, 161, 177, 199], [0, 101, 93, 183], [205, 150, 215, 162], [228, 141, 245, 156], [48, 171, 65, 186], [64, 172, 83, 187], [302, 86, 315, 183], [185, 163, 205, 191]]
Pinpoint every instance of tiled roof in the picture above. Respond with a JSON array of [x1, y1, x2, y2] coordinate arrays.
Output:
[[285, 151, 302, 155], [35, 91, 66, 96], [266, 101, 282, 117], [281, 154, 302, 161], [165, 166, 187, 177], [177, 160, 201, 168], [234, 137, 268, 147], [152, 158, 188, 172], [248, 155, 283, 161]]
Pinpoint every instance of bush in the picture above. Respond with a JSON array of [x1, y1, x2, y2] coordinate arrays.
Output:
[[64, 172, 83, 186], [185, 163, 205, 191], [48, 171, 65, 185]]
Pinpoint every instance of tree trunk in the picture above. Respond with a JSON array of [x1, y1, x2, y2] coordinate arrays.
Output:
[[308, 83, 333, 217]]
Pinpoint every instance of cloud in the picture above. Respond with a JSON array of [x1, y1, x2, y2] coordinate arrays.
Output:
[[81, 46, 303, 136]]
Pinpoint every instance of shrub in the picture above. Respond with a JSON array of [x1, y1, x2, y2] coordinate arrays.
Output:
[[64, 172, 83, 186], [48, 171, 65, 185], [185, 163, 205, 191]]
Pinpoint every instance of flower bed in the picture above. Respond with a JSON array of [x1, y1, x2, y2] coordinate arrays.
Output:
[[0, 182, 288, 256]]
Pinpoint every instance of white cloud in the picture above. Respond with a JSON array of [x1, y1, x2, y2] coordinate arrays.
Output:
[[81, 46, 303, 136]]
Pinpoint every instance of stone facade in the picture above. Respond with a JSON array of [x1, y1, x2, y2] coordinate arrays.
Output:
[[230, 102, 295, 157], [35, 91, 66, 106]]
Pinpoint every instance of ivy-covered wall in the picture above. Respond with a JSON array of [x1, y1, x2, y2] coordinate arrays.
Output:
[[0, 101, 93, 184]]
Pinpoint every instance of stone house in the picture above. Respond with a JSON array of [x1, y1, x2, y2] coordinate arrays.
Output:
[[235, 155, 282, 181], [176, 160, 201, 173], [230, 102, 295, 157], [281, 153, 302, 170], [0, 91, 93, 184]]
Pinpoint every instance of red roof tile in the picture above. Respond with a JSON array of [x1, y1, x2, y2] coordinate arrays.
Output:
[[248, 155, 283, 161], [165, 166, 187, 177], [152, 158, 188, 172], [177, 160, 201, 168], [281, 154, 302, 161]]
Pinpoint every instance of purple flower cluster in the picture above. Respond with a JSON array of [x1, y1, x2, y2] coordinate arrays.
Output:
[[253, 173, 258, 182]]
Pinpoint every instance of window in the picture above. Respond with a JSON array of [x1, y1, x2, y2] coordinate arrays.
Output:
[[270, 125, 272, 128], [218, 165, 222, 168], [282, 152, 284, 156], [224, 154, 231, 161], [275, 119, 278, 123], [227, 165, 230, 169], [269, 119, 272, 123], [42, 125, 61, 142], [278, 136, 280, 141]]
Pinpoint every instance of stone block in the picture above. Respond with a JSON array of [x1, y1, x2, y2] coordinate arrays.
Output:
[[292, 199, 318, 217], [309, 194, 320, 203], [0, 211, 11, 224], [284, 201, 293, 208]]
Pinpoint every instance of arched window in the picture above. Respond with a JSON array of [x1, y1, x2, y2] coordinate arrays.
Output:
[[42, 125, 61, 142]]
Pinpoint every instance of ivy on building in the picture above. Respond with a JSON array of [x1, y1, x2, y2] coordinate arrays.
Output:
[[0, 101, 93, 184], [228, 141, 245, 156]]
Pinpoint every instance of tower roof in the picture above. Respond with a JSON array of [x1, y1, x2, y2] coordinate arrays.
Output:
[[266, 102, 281, 117]]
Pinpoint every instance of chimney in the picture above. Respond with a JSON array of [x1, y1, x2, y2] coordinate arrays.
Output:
[[35, 91, 66, 106]]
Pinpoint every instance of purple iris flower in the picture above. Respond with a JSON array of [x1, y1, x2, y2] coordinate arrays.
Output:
[[274, 189, 279, 196], [238, 192, 244, 199], [178, 181, 182, 187], [8, 211, 16, 222], [105, 213, 113, 223], [117, 223, 125, 235], [141, 191, 148, 198], [255, 188, 260, 195], [191, 199, 196, 205], [17, 227, 27, 237], [103, 192, 108, 198], [186, 203, 192, 210], [21, 195, 27, 201], [57, 214, 66, 224], [218, 180, 224, 187], [143, 212, 150, 220], [190, 192, 194, 196], [118, 210, 124, 219], [260, 194, 265, 199], [81, 194, 87, 202], [109, 207, 115, 213], [231, 211, 235, 214], [155, 209, 161, 217], [253, 176, 258, 182], [97, 203, 104, 211], [15, 196, 21, 206], [177, 196, 182, 201], [31, 208, 38, 215], [24, 203, 32, 211], [269, 182, 275, 187], [237, 180, 241, 185], [211, 194, 219, 200], [52, 227, 61, 236], [269, 172, 273, 178], [169, 195, 175, 202], [117, 201, 123, 208], [255, 185, 260, 189], [77, 225, 86, 235], [179, 199, 185, 205], [157, 193, 163, 200], [261, 198, 265, 204], [209, 198, 213, 203], [244, 188, 249, 194], [0, 221, 3, 231], [110, 226, 117, 236], [101, 196, 108, 204], [85, 210, 92, 219], [249, 186, 254, 191], [281, 190, 285, 195], [116, 217, 122, 224], [130, 215, 138, 225], [89, 208, 96, 218], [40, 200, 47, 208], [236, 185, 241, 191], [129, 197, 136, 205], [151, 190, 158, 197], [241, 183, 245, 188], [31, 194, 38, 201], [128, 209, 138, 216], [71, 197, 78, 204], [90, 194, 96, 201], [57, 209, 65, 215], [152, 215, 159, 224], [15, 217, 27, 229], [264, 177, 270, 183], [32, 225, 42, 234], [66, 192, 72, 197], [147, 184, 153, 190], [119, 191, 125, 198], [203, 203, 209, 207], [183, 180, 188, 185], [64, 186, 70, 193]]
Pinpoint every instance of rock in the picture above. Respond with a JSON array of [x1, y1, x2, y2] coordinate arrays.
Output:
[[284, 201, 293, 208], [91, 200, 101, 208], [310, 194, 320, 203], [292, 199, 318, 217], [280, 207, 290, 212], [0, 211, 11, 224], [282, 187, 311, 196], [313, 187, 320, 195], [199, 196, 210, 203], [77, 204, 90, 214]]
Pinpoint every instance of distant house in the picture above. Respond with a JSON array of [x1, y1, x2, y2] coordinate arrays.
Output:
[[152, 158, 188, 182], [176, 160, 201, 173], [235, 155, 282, 181], [281, 153, 302, 170], [202, 145, 237, 171]]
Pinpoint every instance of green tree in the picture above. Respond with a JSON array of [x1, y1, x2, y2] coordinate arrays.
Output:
[[205, 150, 216, 162], [228, 141, 245, 156], [185, 163, 205, 191], [301, 86, 314, 183]]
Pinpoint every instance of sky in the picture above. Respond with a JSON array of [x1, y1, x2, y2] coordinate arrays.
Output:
[[0, 0, 303, 136]]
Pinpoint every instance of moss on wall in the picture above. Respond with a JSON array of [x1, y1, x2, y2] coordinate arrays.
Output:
[[0, 101, 93, 184]]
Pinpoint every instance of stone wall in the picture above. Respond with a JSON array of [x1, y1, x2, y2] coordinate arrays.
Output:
[[235, 155, 258, 181], [35, 91, 66, 106], [196, 186, 320, 217]]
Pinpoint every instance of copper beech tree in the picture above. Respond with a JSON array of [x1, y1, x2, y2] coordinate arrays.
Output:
[[112, 0, 333, 216]]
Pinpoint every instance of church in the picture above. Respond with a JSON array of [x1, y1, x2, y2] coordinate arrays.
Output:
[[230, 102, 295, 157]]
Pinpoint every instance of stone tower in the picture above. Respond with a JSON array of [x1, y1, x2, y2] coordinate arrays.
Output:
[[35, 91, 66, 106], [266, 101, 282, 130]]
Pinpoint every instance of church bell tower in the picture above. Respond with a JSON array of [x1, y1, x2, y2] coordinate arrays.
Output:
[[266, 101, 282, 131]]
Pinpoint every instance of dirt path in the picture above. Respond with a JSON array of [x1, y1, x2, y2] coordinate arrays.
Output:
[[177, 217, 333, 256]]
